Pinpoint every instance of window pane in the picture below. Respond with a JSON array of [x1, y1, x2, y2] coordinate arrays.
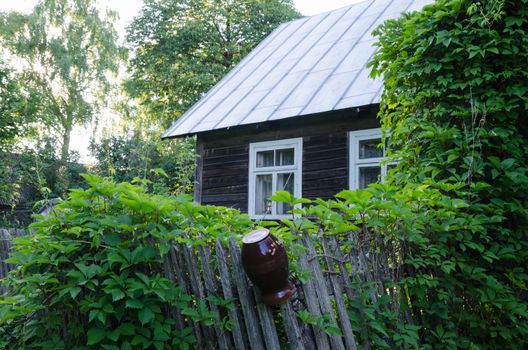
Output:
[[359, 166, 381, 188], [255, 174, 272, 215], [359, 139, 382, 159], [276, 173, 294, 215], [275, 148, 294, 166], [256, 151, 274, 167]]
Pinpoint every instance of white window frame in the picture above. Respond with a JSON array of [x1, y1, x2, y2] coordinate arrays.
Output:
[[349, 128, 396, 189], [248, 138, 302, 219]]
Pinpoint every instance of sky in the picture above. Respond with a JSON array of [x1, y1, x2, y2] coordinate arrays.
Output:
[[0, 0, 365, 39], [0, 0, 365, 161]]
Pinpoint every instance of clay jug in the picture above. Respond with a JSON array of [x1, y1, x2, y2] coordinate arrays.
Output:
[[241, 229, 296, 305]]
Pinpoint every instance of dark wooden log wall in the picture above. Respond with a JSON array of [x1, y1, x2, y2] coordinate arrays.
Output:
[[197, 105, 379, 212]]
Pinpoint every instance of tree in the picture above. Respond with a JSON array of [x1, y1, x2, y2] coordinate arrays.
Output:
[[125, 0, 300, 128], [371, 0, 528, 347], [0, 60, 26, 152], [89, 132, 196, 194], [0, 0, 123, 161]]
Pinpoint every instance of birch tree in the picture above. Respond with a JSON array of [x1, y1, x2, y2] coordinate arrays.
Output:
[[0, 0, 123, 161]]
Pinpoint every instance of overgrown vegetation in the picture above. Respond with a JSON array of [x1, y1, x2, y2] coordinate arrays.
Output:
[[89, 133, 196, 195], [0, 174, 252, 349], [0, 139, 88, 227], [369, 0, 528, 347], [0, 0, 299, 226], [1, 0, 526, 348]]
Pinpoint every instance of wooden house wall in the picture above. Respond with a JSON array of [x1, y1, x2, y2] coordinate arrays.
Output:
[[196, 106, 379, 212]]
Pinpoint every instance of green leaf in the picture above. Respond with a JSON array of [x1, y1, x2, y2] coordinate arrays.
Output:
[[87, 327, 106, 345], [111, 289, 125, 302], [125, 299, 144, 309], [138, 307, 155, 325], [102, 345, 120, 350]]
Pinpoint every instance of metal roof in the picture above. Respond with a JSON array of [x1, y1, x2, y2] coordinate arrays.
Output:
[[162, 0, 432, 138]]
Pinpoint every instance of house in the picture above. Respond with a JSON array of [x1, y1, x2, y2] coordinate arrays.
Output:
[[162, 0, 431, 219]]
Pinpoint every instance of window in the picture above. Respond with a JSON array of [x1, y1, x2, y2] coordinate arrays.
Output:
[[248, 138, 302, 219], [349, 128, 396, 189]]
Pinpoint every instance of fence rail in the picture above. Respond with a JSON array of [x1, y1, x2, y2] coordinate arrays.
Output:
[[0, 228, 403, 349]]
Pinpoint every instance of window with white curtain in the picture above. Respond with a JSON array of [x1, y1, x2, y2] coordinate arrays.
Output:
[[349, 128, 396, 189], [248, 138, 302, 219]]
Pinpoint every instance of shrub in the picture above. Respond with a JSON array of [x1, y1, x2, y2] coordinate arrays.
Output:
[[89, 133, 195, 195], [370, 0, 528, 348], [0, 174, 251, 349]]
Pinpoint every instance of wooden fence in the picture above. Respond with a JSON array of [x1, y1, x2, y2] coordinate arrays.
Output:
[[0, 228, 26, 295], [0, 228, 402, 349], [162, 230, 401, 350]]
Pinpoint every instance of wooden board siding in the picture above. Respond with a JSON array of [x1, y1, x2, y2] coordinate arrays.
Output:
[[196, 105, 379, 212]]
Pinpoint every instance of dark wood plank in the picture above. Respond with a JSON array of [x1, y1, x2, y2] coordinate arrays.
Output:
[[194, 138, 204, 203]]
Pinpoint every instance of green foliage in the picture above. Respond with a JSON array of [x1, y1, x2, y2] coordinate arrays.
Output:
[[0, 174, 252, 349], [0, 61, 28, 152], [0, 139, 88, 226], [296, 310, 343, 337], [125, 0, 300, 127], [368, 0, 528, 348], [89, 132, 196, 195], [0, 0, 123, 160]]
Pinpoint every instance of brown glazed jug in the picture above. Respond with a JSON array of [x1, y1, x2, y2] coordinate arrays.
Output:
[[241, 229, 296, 305]]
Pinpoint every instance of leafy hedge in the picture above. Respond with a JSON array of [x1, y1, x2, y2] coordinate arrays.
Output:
[[370, 0, 528, 348], [0, 174, 252, 349]]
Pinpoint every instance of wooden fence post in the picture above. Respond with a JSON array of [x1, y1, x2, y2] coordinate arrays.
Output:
[[228, 236, 266, 350], [303, 234, 345, 350], [321, 235, 358, 350], [198, 242, 232, 350], [216, 238, 248, 350]]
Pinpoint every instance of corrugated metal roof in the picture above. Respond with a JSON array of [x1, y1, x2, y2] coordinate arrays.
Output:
[[162, 0, 432, 138]]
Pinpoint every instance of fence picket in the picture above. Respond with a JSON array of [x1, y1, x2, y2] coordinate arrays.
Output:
[[216, 238, 248, 350], [163, 250, 185, 332], [297, 247, 331, 349], [321, 235, 358, 350], [280, 300, 305, 350], [228, 236, 265, 350], [253, 288, 281, 350], [303, 234, 345, 350], [198, 243, 232, 350], [182, 244, 216, 350], [330, 235, 372, 350]]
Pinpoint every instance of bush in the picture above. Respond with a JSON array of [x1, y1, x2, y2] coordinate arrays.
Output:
[[89, 133, 195, 195], [370, 0, 528, 348], [0, 174, 252, 349], [0, 139, 88, 226]]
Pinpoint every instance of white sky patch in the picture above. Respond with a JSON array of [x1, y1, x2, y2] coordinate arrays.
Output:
[[294, 0, 365, 15], [0, 0, 365, 163]]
